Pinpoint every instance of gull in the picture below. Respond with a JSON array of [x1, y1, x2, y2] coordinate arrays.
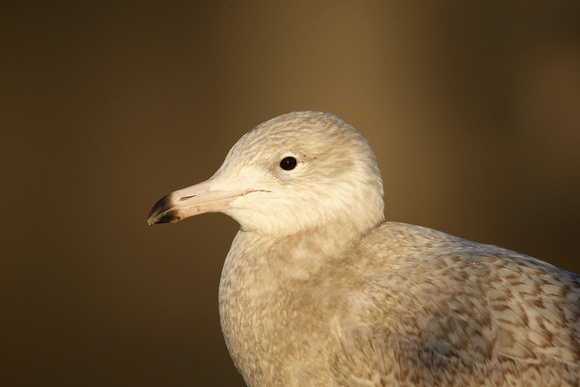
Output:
[[148, 111, 580, 386]]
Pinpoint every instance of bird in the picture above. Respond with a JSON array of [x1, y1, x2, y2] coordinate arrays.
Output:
[[148, 111, 580, 386]]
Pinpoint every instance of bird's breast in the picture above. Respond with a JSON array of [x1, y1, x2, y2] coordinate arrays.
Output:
[[217, 232, 344, 386]]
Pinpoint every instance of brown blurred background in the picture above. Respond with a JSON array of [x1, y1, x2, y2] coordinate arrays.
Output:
[[1, 1, 579, 386]]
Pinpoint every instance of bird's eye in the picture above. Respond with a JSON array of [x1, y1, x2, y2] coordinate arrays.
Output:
[[280, 156, 297, 171]]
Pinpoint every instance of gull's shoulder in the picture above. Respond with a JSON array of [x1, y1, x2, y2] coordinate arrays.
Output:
[[360, 221, 572, 275], [340, 221, 580, 378]]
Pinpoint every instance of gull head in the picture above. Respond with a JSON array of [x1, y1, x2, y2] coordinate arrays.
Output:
[[148, 111, 384, 237]]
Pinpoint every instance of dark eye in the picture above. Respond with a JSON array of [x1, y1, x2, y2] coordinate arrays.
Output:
[[280, 156, 297, 171]]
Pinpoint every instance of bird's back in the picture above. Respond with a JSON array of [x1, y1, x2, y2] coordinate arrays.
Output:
[[333, 221, 580, 386], [220, 221, 580, 386]]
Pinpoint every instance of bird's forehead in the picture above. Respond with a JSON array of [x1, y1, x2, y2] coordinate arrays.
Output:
[[229, 112, 362, 161]]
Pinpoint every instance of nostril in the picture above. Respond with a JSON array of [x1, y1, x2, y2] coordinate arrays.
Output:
[[180, 195, 195, 201]]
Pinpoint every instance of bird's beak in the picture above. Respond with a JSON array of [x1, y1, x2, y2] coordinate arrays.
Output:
[[147, 179, 250, 225]]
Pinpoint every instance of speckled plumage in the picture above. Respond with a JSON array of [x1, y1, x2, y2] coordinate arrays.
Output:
[[148, 111, 580, 386]]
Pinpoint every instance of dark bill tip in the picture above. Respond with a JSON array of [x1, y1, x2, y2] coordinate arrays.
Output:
[[147, 193, 179, 225]]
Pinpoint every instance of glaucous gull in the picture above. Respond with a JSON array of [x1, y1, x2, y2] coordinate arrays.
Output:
[[148, 111, 580, 386]]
